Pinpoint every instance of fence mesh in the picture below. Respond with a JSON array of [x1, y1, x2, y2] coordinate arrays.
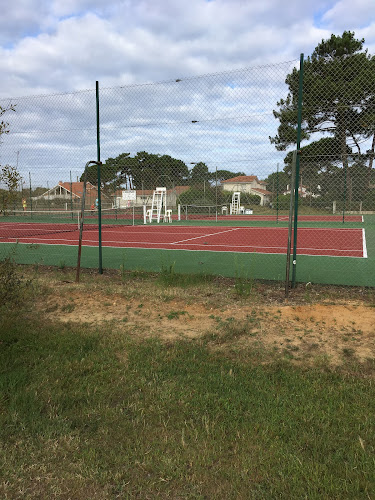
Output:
[[0, 55, 374, 287]]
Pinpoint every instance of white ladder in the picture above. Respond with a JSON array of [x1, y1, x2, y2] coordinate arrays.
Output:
[[230, 192, 241, 215], [149, 187, 166, 223]]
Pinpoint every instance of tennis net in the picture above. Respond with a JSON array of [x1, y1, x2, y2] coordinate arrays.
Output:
[[179, 204, 218, 221], [0, 206, 145, 240]]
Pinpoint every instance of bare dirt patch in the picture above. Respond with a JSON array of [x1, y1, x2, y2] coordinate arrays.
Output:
[[37, 270, 375, 367], [264, 302, 375, 365]]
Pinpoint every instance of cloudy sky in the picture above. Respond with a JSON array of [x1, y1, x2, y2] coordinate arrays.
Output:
[[1, 0, 374, 188]]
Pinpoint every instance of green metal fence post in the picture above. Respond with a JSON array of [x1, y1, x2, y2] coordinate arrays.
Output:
[[96, 81, 103, 274], [291, 53, 304, 288], [285, 151, 297, 298]]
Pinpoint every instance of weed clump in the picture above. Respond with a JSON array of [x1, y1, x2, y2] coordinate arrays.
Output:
[[158, 262, 214, 287], [0, 257, 33, 307]]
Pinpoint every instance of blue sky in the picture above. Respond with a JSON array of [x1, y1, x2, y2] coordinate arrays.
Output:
[[0, 0, 374, 186]]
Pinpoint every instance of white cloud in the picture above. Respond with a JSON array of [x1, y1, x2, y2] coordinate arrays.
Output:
[[322, 0, 374, 29], [1, 0, 375, 187]]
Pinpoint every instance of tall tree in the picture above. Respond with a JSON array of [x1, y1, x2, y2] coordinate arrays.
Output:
[[0, 104, 21, 213], [215, 170, 246, 182], [82, 155, 128, 192], [81, 152, 190, 192], [283, 137, 352, 196], [127, 152, 189, 189], [0, 104, 15, 140], [264, 170, 290, 193], [190, 162, 210, 185], [270, 31, 375, 196]]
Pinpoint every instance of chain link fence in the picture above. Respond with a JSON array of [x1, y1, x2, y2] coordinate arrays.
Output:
[[0, 54, 374, 287]]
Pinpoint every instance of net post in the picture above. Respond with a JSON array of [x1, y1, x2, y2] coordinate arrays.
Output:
[[291, 53, 304, 289], [178, 204, 181, 221], [132, 205, 135, 226], [143, 204, 147, 224]]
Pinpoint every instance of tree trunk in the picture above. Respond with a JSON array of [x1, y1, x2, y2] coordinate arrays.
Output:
[[339, 117, 351, 209]]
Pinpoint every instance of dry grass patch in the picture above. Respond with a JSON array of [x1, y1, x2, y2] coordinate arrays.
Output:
[[26, 266, 375, 368]]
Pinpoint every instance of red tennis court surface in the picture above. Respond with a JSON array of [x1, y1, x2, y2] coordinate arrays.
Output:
[[2, 224, 367, 258]]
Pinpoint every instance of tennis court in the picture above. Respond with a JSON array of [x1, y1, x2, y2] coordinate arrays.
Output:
[[0, 222, 367, 258]]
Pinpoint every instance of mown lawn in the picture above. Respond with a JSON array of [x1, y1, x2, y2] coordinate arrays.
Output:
[[1, 316, 374, 498], [0, 262, 374, 499]]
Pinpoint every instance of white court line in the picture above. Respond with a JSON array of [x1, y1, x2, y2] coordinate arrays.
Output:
[[170, 243, 363, 253], [0, 223, 362, 233], [288, 227, 362, 232], [2, 240, 366, 258], [170, 227, 242, 244], [6, 235, 364, 255], [103, 229, 212, 235], [362, 228, 368, 258]]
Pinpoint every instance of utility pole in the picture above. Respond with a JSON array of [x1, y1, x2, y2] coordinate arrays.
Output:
[[15, 150, 20, 168]]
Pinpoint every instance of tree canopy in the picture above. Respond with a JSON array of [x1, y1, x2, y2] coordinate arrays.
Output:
[[0, 104, 22, 213], [270, 31, 375, 166], [263, 170, 290, 193], [81, 152, 190, 193], [0, 104, 15, 139], [270, 31, 375, 206], [215, 170, 246, 182], [81, 151, 249, 193], [190, 162, 210, 185]]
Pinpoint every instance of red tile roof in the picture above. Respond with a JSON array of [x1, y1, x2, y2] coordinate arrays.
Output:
[[221, 176, 259, 183], [251, 188, 272, 196], [173, 185, 190, 195], [136, 190, 154, 195], [58, 181, 97, 198]]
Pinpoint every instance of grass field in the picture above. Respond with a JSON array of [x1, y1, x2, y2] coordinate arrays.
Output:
[[0, 262, 375, 498]]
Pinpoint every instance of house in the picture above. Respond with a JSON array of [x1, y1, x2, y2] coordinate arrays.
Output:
[[114, 186, 190, 208], [33, 181, 103, 208], [221, 175, 272, 206]]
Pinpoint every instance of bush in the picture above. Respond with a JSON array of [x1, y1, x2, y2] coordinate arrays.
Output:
[[0, 257, 33, 306], [241, 194, 261, 206], [273, 194, 291, 210], [218, 191, 261, 206], [363, 190, 375, 211], [178, 188, 214, 206]]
